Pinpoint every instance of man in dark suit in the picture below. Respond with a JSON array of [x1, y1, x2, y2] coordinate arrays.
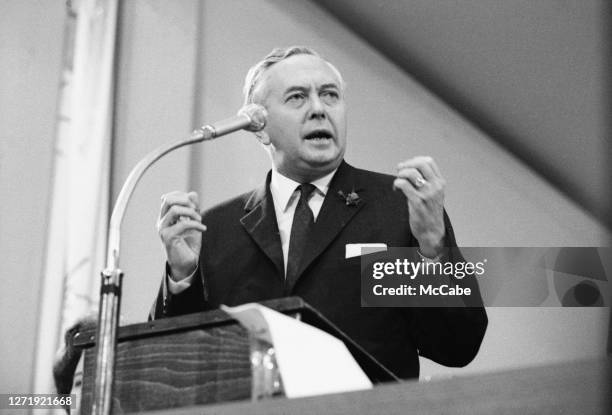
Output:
[[151, 46, 487, 379]]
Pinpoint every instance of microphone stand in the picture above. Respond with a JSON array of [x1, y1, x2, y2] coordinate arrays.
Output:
[[91, 105, 266, 415]]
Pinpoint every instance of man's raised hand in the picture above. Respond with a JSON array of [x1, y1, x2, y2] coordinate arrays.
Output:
[[393, 156, 446, 258], [157, 191, 207, 280]]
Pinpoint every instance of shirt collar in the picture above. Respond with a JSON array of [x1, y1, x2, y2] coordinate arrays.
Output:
[[270, 168, 337, 212]]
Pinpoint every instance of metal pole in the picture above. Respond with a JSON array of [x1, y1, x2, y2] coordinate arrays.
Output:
[[90, 105, 266, 415]]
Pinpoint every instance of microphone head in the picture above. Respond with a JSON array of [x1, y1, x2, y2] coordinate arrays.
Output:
[[238, 104, 267, 132]]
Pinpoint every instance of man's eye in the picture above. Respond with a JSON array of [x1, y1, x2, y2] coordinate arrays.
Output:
[[287, 93, 304, 103], [321, 90, 339, 102]]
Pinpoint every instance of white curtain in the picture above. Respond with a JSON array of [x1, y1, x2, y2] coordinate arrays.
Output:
[[33, 0, 118, 399]]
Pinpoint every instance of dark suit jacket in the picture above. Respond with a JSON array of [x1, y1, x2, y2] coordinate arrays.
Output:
[[151, 161, 487, 379]]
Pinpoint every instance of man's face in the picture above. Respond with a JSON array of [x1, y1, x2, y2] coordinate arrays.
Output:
[[254, 54, 347, 182]]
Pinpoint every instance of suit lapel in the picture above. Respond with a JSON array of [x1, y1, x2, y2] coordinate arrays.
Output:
[[240, 172, 284, 279], [286, 161, 366, 293]]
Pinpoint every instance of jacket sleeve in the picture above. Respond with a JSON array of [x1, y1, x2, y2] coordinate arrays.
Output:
[[410, 306, 488, 367], [407, 211, 488, 366], [148, 263, 208, 320]]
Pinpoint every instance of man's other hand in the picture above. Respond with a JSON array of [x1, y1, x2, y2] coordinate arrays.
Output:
[[393, 156, 446, 258], [157, 191, 207, 280]]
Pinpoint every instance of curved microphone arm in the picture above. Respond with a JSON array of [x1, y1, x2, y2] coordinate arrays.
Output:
[[91, 104, 267, 415], [106, 103, 267, 270]]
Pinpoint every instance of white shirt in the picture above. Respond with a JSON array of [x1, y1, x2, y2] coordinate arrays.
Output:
[[269, 168, 336, 275], [168, 168, 337, 293]]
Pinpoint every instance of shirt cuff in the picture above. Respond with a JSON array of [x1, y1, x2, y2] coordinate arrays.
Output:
[[167, 269, 196, 294], [417, 248, 447, 263]]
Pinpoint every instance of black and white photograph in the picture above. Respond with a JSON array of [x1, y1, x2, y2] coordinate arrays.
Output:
[[1, 1, 610, 414]]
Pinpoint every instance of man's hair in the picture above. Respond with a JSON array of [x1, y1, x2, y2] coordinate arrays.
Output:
[[242, 46, 344, 105]]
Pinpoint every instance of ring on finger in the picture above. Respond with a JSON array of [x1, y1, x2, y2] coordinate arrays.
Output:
[[415, 176, 427, 188]]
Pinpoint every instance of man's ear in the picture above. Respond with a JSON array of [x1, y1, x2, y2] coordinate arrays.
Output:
[[255, 130, 271, 145]]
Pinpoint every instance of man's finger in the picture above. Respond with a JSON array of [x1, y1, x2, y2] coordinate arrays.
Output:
[[186, 191, 200, 208], [170, 220, 207, 235], [158, 205, 202, 231], [159, 191, 199, 218], [393, 177, 424, 203], [397, 167, 428, 189], [427, 158, 443, 179], [159, 219, 207, 240], [397, 156, 440, 181]]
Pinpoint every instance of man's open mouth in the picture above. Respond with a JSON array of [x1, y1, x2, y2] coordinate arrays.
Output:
[[303, 130, 333, 141]]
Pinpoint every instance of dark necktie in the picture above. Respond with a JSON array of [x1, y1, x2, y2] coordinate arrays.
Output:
[[285, 183, 317, 289]]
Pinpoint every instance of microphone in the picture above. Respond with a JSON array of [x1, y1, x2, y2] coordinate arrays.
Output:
[[191, 103, 268, 140], [93, 103, 267, 413]]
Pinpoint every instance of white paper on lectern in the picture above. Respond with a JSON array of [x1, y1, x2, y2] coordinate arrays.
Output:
[[221, 303, 373, 398]]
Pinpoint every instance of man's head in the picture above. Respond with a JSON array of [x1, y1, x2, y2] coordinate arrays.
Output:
[[243, 46, 347, 183]]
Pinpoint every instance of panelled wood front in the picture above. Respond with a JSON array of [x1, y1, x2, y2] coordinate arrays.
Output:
[[80, 323, 251, 414]]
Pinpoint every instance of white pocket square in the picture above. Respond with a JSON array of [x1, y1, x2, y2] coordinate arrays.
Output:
[[345, 243, 387, 258]]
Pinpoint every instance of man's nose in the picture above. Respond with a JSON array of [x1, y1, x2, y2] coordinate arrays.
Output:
[[308, 95, 326, 119]]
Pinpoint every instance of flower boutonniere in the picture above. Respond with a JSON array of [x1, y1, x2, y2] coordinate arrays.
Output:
[[338, 188, 361, 206]]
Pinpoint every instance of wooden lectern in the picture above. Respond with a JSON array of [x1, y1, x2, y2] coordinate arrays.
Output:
[[74, 297, 398, 414]]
